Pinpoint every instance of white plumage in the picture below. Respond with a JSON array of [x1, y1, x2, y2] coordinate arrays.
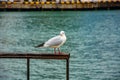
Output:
[[35, 31, 67, 54]]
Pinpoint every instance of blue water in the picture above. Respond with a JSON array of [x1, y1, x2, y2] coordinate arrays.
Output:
[[0, 10, 120, 80]]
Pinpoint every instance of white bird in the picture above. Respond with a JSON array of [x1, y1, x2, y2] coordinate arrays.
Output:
[[35, 31, 67, 54]]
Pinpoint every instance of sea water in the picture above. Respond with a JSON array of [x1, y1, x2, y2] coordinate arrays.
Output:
[[0, 10, 120, 80]]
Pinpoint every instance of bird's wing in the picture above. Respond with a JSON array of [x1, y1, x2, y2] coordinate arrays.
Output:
[[45, 36, 63, 47]]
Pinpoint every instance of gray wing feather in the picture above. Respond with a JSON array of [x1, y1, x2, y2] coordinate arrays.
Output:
[[45, 36, 63, 47]]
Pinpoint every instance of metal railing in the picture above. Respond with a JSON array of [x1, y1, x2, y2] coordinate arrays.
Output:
[[0, 52, 70, 80]]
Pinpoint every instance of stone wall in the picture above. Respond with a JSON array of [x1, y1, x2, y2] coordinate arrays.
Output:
[[0, 2, 120, 10]]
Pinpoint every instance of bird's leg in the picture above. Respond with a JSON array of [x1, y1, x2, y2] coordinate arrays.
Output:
[[58, 48, 61, 54], [54, 48, 57, 54]]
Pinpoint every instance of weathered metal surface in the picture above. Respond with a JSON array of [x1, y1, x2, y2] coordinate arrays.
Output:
[[0, 52, 70, 80], [0, 52, 70, 59]]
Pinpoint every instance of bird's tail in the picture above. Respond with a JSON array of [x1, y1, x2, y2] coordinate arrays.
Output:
[[35, 42, 45, 48]]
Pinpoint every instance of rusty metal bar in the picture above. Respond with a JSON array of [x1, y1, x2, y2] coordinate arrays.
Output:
[[0, 53, 70, 80], [66, 59, 69, 80], [0, 53, 69, 59], [27, 58, 30, 80]]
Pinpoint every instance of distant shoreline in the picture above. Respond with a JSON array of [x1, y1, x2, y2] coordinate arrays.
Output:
[[0, 2, 120, 11], [0, 7, 120, 11]]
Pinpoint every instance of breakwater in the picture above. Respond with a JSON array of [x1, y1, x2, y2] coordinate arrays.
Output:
[[0, 1, 120, 10], [0, 1, 120, 11]]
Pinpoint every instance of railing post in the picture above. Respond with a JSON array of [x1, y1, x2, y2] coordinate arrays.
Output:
[[27, 58, 30, 80], [0, 53, 70, 80], [66, 59, 69, 80]]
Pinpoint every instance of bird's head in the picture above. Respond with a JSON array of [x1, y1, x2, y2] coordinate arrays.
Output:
[[60, 31, 65, 36]]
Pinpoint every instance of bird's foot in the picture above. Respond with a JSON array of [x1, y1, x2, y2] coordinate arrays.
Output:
[[54, 52, 57, 55], [58, 52, 64, 55], [58, 52, 61, 55]]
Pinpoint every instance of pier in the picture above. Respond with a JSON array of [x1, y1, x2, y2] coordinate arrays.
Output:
[[0, 52, 70, 80], [0, 0, 120, 11]]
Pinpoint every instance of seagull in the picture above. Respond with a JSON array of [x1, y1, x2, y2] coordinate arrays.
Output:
[[35, 31, 67, 54]]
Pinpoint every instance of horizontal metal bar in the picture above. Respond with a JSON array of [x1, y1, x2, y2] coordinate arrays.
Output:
[[0, 52, 70, 59]]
